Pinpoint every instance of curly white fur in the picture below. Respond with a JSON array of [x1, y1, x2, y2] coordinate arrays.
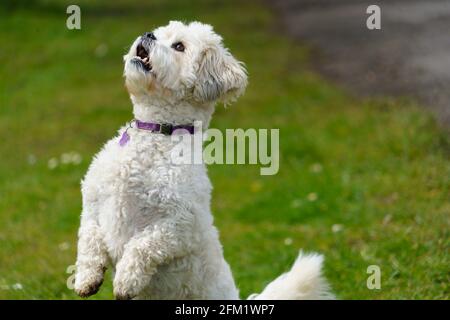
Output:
[[73, 21, 334, 300]]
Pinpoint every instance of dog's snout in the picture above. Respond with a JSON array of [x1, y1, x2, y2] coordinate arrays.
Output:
[[143, 32, 156, 40]]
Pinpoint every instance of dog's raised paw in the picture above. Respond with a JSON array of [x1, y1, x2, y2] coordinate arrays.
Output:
[[114, 291, 135, 300], [113, 278, 139, 300], [113, 281, 138, 300], [74, 266, 106, 298], [75, 278, 104, 298]]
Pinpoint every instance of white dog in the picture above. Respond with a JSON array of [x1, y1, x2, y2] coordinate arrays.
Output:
[[74, 21, 334, 300]]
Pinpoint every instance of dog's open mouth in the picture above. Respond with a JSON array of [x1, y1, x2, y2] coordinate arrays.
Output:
[[135, 42, 152, 71]]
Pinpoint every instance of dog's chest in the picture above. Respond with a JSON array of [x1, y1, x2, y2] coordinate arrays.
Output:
[[119, 131, 200, 193], [96, 130, 211, 216], [93, 131, 211, 260]]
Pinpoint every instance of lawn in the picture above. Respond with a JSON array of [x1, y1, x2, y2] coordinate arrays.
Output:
[[0, 0, 448, 299]]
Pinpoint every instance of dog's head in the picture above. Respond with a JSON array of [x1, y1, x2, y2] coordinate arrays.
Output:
[[124, 21, 247, 105]]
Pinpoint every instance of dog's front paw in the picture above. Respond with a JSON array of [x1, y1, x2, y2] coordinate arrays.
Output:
[[113, 272, 140, 300], [113, 260, 153, 300], [74, 266, 106, 298], [114, 287, 135, 300]]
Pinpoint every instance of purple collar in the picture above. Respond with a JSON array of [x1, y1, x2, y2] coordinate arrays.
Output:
[[135, 120, 195, 135], [119, 119, 195, 146]]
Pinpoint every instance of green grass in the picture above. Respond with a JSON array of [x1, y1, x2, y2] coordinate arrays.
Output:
[[0, 0, 449, 300]]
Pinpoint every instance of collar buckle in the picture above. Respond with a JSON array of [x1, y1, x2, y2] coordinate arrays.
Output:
[[159, 123, 173, 135]]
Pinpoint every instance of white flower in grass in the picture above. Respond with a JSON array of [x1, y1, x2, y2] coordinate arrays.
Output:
[[60, 153, 72, 164], [290, 199, 303, 208], [331, 224, 343, 233], [360, 246, 375, 261], [70, 152, 82, 165], [382, 214, 392, 225], [284, 238, 293, 246], [60, 152, 82, 165], [48, 157, 59, 170], [58, 242, 70, 251], [310, 163, 323, 173], [12, 283, 23, 290], [27, 154, 37, 165], [307, 192, 318, 202]]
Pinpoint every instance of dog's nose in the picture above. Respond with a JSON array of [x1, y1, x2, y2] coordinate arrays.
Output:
[[143, 32, 156, 40]]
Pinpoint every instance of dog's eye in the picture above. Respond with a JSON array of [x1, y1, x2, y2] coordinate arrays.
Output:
[[172, 42, 185, 52]]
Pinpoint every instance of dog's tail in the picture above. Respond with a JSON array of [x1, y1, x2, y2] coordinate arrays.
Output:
[[248, 251, 335, 300]]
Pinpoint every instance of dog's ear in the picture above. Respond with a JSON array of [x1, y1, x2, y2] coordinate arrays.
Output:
[[193, 45, 247, 104]]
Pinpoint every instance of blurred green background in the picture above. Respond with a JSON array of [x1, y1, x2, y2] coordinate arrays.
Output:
[[0, 0, 448, 299]]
